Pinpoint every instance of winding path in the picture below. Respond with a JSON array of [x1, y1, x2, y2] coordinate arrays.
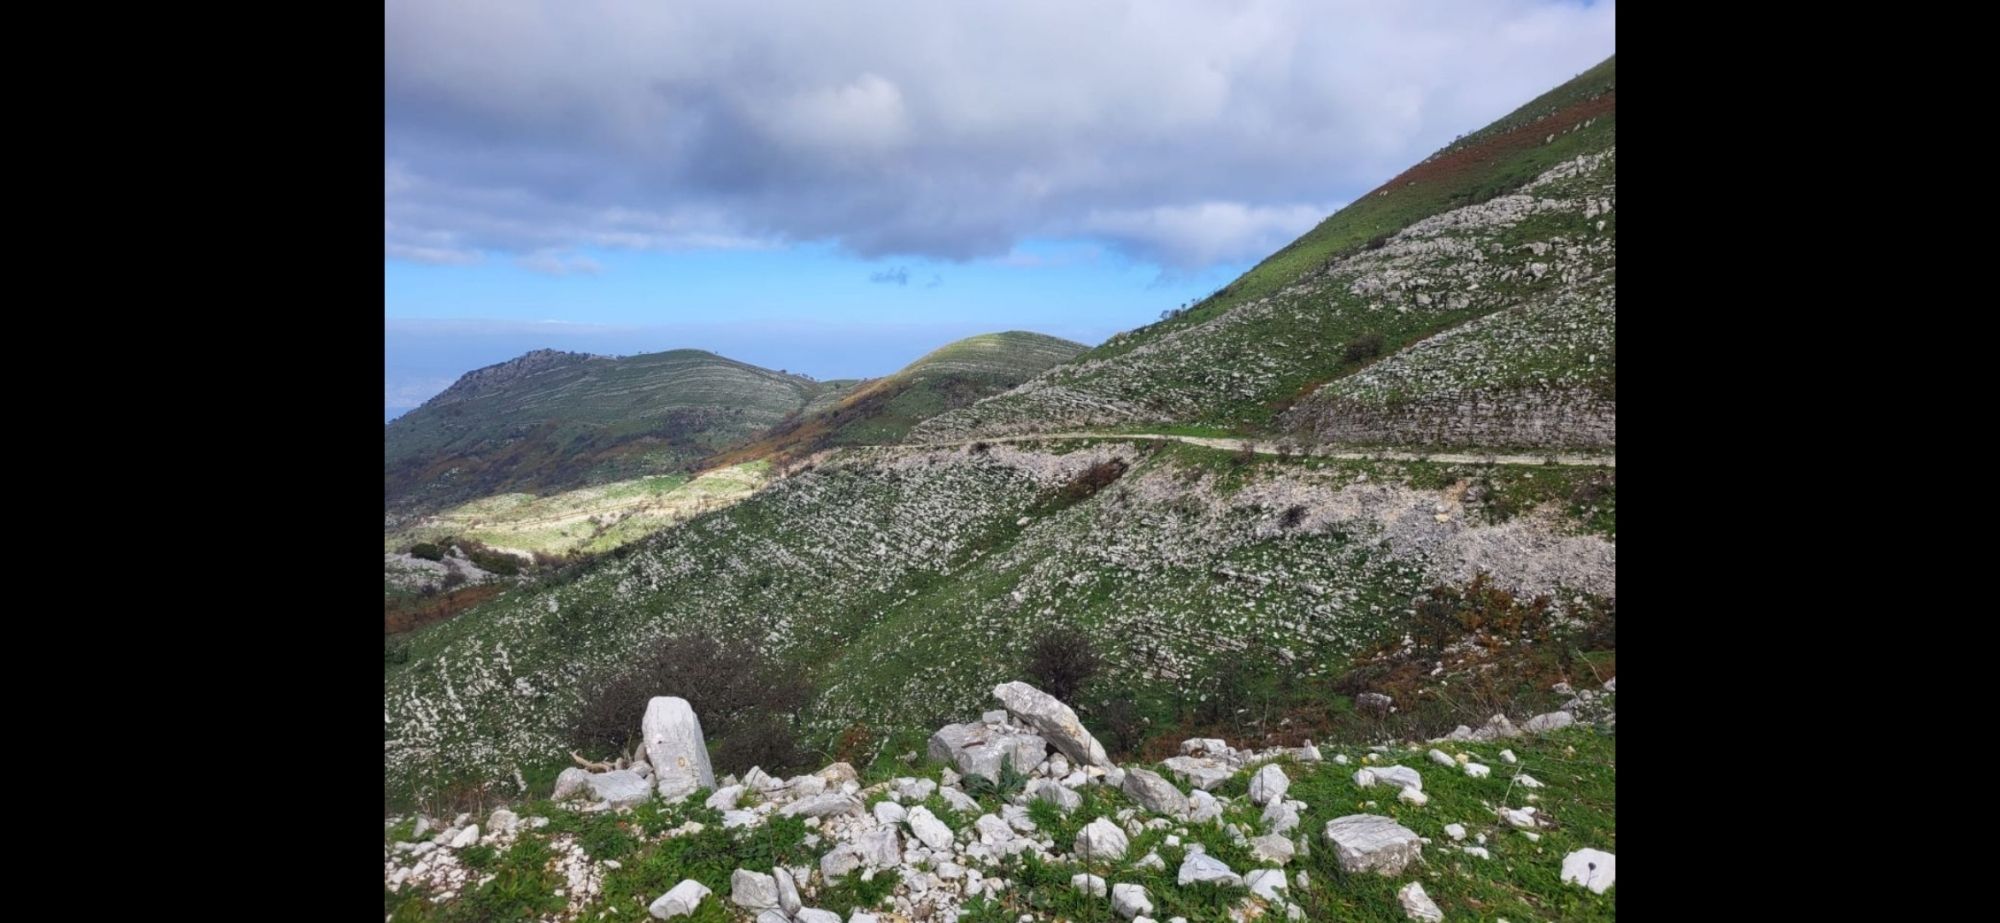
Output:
[[902, 432, 1615, 468]]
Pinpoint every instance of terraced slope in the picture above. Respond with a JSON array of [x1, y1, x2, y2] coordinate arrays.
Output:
[[914, 57, 1615, 448], [708, 331, 1086, 466], [385, 349, 839, 516], [384, 441, 1613, 798]]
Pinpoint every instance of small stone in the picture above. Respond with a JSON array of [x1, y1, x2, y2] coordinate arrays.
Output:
[[1177, 853, 1241, 887], [1500, 750, 1517, 764], [1250, 834, 1295, 865], [1112, 883, 1152, 920], [1397, 787, 1428, 807], [1427, 749, 1455, 767], [1444, 824, 1466, 841], [1249, 764, 1290, 805], [796, 909, 842, 923], [1076, 817, 1130, 860], [1323, 815, 1423, 875], [1522, 711, 1574, 733], [1071, 873, 1107, 897], [1464, 763, 1491, 779], [1561, 848, 1616, 894], [731, 870, 779, 911], [1516, 774, 1544, 789], [1462, 846, 1491, 859], [1397, 882, 1443, 922], [449, 825, 480, 849], [649, 879, 712, 920], [1245, 868, 1287, 901]]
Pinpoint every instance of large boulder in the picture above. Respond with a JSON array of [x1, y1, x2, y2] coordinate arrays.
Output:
[[1177, 853, 1242, 887], [1561, 848, 1616, 894], [1323, 815, 1422, 875], [927, 722, 1047, 782], [1162, 756, 1235, 791], [1122, 768, 1189, 816], [1248, 764, 1289, 805], [649, 880, 711, 920], [643, 697, 716, 802], [992, 681, 1111, 769], [1075, 817, 1130, 861], [584, 770, 653, 808], [730, 870, 778, 911]]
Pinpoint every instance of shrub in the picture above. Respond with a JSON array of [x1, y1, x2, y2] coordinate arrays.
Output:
[[1279, 504, 1307, 529], [568, 632, 811, 774], [1343, 333, 1386, 364], [1365, 233, 1391, 250], [409, 542, 444, 561], [1023, 626, 1103, 701], [970, 441, 991, 455], [1052, 458, 1129, 507]]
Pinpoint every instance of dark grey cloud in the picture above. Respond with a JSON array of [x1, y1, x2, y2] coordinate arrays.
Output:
[[869, 267, 910, 286], [386, 1, 1614, 269]]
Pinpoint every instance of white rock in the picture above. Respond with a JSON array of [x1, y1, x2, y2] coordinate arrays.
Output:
[[774, 867, 802, 916], [1516, 774, 1544, 789], [1500, 807, 1538, 829], [706, 785, 745, 811], [731, 870, 779, 911], [1188, 789, 1223, 825], [1071, 873, 1107, 897], [1462, 847, 1490, 859], [1250, 834, 1295, 865], [1561, 848, 1616, 894], [1604, 677, 1616, 692], [1035, 780, 1083, 813], [906, 806, 955, 851], [1444, 824, 1466, 841], [1178, 853, 1242, 887], [796, 909, 842, 923], [1464, 763, 1491, 779], [1427, 749, 1455, 767], [1333, 754, 1350, 765], [1162, 756, 1235, 791], [487, 809, 519, 835], [1397, 882, 1443, 922], [993, 681, 1112, 768], [643, 697, 716, 802], [941, 788, 981, 813], [449, 825, 480, 849], [1111, 883, 1152, 920], [872, 801, 907, 826], [1123, 768, 1189, 816], [1323, 815, 1423, 875], [851, 914, 879, 923], [1499, 750, 1517, 764], [552, 767, 590, 800], [1248, 764, 1290, 806], [1522, 711, 1574, 733], [1262, 799, 1301, 836], [1245, 868, 1288, 902], [649, 879, 712, 920], [1076, 817, 1130, 860], [857, 827, 900, 868], [1398, 787, 1428, 807], [1371, 765, 1423, 791], [722, 811, 758, 829], [782, 794, 865, 818], [1134, 851, 1166, 871]]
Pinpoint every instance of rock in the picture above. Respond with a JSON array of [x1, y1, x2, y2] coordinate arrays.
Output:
[[649, 880, 712, 920], [928, 722, 1045, 782], [1323, 815, 1423, 875], [1262, 799, 1301, 836], [1076, 817, 1130, 860], [1473, 714, 1520, 741], [1522, 711, 1574, 733], [1444, 824, 1466, 841], [976, 813, 1016, 844], [487, 809, 519, 835], [1397, 882, 1443, 922], [820, 762, 858, 786], [706, 785, 745, 811], [1048, 754, 1071, 777], [722, 811, 758, 829], [1464, 763, 1491, 779], [643, 697, 717, 802], [1002, 804, 1038, 833], [993, 681, 1113, 769], [1250, 834, 1295, 865], [873, 801, 907, 826], [787, 775, 828, 799], [1462, 846, 1491, 859], [1353, 768, 1377, 788], [743, 766, 774, 790], [449, 825, 480, 848], [1245, 868, 1288, 901], [1499, 807, 1538, 829], [552, 767, 591, 800], [1372, 765, 1423, 791], [906, 806, 955, 851], [1187, 789, 1223, 825], [731, 870, 779, 911], [585, 770, 653, 808], [1134, 851, 1165, 871], [782, 794, 864, 818], [940, 787, 981, 813], [1552, 682, 1574, 695], [851, 914, 879, 923], [1122, 768, 1189, 816], [1297, 742, 1323, 762], [1604, 677, 1616, 692], [1499, 750, 1517, 764], [1561, 848, 1615, 894], [1072, 873, 1107, 897], [1162, 756, 1235, 791], [774, 867, 802, 916], [1443, 725, 1474, 741], [1177, 853, 1242, 887], [1111, 883, 1152, 920], [1427, 749, 1455, 767], [858, 826, 901, 867], [1248, 764, 1290, 805], [821, 844, 865, 880], [1397, 787, 1428, 807], [1034, 780, 1083, 813], [756, 912, 790, 923], [1516, 774, 1544, 789], [1357, 693, 1393, 714], [796, 909, 842, 923]]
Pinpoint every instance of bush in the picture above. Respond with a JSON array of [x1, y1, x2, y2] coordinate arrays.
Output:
[[1343, 333, 1386, 364], [1024, 626, 1103, 702], [569, 632, 811, 774], [409, 542, 444, 561], [1052, 458, 1129, 507], [1279, 504, 1307, 529]]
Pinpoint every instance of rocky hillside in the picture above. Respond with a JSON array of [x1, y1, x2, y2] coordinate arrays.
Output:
[[913, 57, 1614, 449], [384, 440, 1612, 801], [385, 350, 846, 517], [708, 332, 1087, 468], [385, 682, 1615, 922]]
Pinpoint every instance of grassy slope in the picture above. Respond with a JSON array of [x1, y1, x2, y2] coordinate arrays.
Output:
[[385, 442, 1613, 802], [916, 57, 1615, 443], [707, 332, 1086, 467], [387, 460, 773, 558], [385, 350, 831, 514]]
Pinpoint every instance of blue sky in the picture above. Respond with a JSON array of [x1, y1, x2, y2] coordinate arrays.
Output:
[[386, 1, 1615, 419]]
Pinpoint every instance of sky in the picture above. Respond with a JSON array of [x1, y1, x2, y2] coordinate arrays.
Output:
[[385, 0, 1615, 420]]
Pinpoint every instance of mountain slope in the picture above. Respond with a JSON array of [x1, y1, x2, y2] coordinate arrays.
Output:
[[384, 349, 840, 516], [914, 56, 1615, 448], [707, 331, 1086, 466]]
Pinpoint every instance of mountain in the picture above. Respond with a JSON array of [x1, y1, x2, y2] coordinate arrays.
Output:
[[384, 348, 846, 517], [706, 331, 1087, 467], [914, 57, 1615, 449]]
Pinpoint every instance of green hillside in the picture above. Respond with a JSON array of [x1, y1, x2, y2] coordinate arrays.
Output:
[[384, 349, 840, 516], [916, 57, 1615, 448]]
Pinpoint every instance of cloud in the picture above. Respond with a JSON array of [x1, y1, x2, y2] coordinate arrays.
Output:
[[514, 250, 605, 275], [386, 1, 1615, 269], [869, 267, 910, 286]]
